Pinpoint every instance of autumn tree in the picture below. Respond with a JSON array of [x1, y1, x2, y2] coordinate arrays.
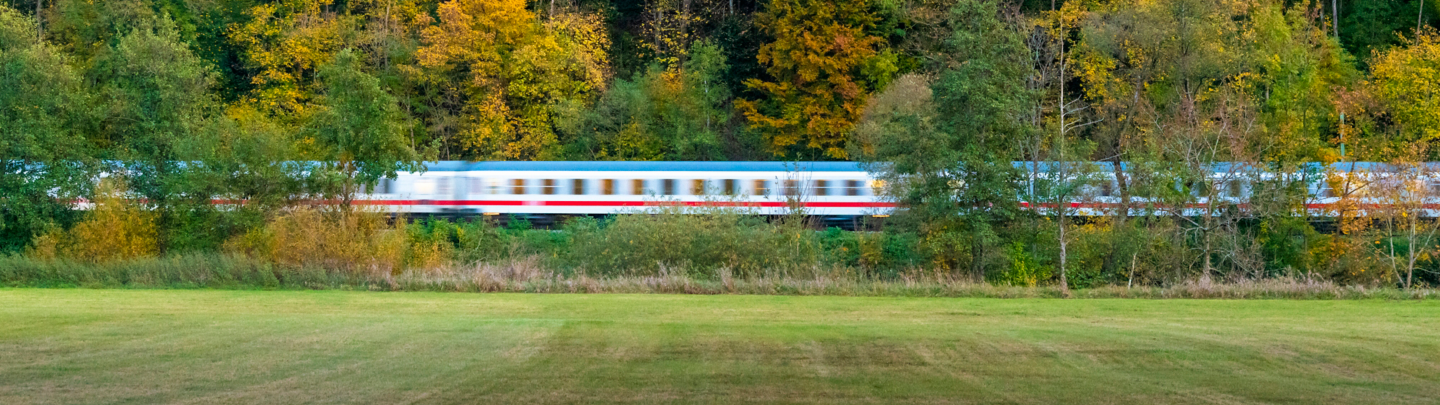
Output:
[[737, 0, 896, 159], [415, 0, 610, 160], [1370, 28, 1440, 158], [229, 0, 357, 118]]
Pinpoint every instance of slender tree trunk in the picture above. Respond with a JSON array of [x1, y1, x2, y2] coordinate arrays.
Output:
[[971, 238, 985, 282], [1407, 217, 1417, 289], [1059, 214, 1070, 297], [1127, 252, 1137, 289], [36, 0, 43, 41], [1421, 0, 1427, 34], [1202, 226, 1213, 284], [1333, 0, 1340, 43]]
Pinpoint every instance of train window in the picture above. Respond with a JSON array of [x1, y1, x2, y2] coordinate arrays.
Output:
[[542, 179, 557, 195], [632, 179, 645, 195], [754, 180, 769, 196], [1100, 181, 1114, 197], [379, 178, 393, 194], [691, 179, 706, 195], [602, 179, 615, 195], [814, 180, 829, 196], [511, 179, 526, 195], [724, 179, 737, 195], [845, 180, 861, 196], [469, 178, 484, 195], [1429, 180, 1440, 196], [662, 179, 676, 195], [487, 179, 502, 194], [784, 180, 799, 196], [572, 179, 587, 195]]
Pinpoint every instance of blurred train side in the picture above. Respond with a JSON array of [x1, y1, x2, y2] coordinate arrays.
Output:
[[69, 161, 1440, 219], [355, 162, 892, 226], [354, 161, 1440, 219]]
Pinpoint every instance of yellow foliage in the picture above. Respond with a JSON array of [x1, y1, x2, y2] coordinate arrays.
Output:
[[738, 0, 890, 159], [65, 179, 158, 263], [1370, 28, 1440, 147], [227, 208, 406, 276], [415, 1, 609, 160], [229, 0, 354, 117]]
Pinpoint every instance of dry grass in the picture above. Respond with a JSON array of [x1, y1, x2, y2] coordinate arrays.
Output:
[[383, 257, 1439, 299], [4, 252, 1437, 299]]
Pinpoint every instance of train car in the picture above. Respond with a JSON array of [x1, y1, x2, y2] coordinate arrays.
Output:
[[358, 161, 896, 224]]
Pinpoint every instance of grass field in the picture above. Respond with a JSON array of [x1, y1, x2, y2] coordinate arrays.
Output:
[[2, 290, 1438, 404]]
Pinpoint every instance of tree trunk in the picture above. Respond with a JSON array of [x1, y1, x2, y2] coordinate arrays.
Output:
[[1059, 215, 1070, 297], [1201, 231, 1213, 284], [1101, 159, 1130, 276], [1333, 0, 1340, 43], [971, 238, 985, 282], [1421, 0, 1427, 34], [36, 0, 43, 41], [1407, 218, 1417, 289]]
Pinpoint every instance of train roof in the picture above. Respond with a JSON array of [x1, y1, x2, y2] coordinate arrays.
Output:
[[422, 161, 869, 172], [415, 161, 1440, 173]]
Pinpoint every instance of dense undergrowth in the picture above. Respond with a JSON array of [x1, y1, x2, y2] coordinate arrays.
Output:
[[3, 253, 1436, 300], [8, 185, 1439, 298]]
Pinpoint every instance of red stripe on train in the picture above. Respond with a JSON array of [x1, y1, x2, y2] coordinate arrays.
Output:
[[370, 200, 899, 208]]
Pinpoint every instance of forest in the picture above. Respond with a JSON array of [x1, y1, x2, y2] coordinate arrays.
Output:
[[5, 0, 1440, 290]]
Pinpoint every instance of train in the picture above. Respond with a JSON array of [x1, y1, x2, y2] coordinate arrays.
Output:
[[351, 161, 1439, 222], [359, 161, 890, 227]]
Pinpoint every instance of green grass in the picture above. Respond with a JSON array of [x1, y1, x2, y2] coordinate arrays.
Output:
[[2, 290, 1438, 404]]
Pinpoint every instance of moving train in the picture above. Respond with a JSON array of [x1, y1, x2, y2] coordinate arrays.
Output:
[[360, 162, 892, 225], [353, 161, 1436, 221]]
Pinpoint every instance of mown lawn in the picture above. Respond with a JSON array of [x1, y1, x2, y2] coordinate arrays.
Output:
[[1, 290, 1437, 404]]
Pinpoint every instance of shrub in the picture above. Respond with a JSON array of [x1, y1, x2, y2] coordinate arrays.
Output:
[[34, 179, 159, 263], [563, 202, 822, 277], [226, 207, 405, 276]]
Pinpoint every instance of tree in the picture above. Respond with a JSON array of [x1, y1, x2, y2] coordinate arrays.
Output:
[[1370, 28, 1440, 157], [0, 6, 92, 252], [415, 0, 610, 160], [1369, 158, 1440, 289], [560, 40, 731, 160], [857, 0, 1035, 279], [228, 0, 357, 118], [90, 14, 220, 250], [310, 48, 425, 209], [736, 0, 896, 159]]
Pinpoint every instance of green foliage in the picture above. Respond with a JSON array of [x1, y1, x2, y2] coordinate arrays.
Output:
[[559, 40, 731, 160], [0, 6, 92, 252], [309, 48, 425, 203]]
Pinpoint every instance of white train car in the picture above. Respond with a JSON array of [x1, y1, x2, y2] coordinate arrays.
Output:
[[340, 160, 1440, 220], [358, 161, 895, 218]]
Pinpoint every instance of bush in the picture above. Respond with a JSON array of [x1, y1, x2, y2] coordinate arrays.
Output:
[[564, 202, 822, 277], [226, 207, 406, 276], [26, 179, 158, 263]]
